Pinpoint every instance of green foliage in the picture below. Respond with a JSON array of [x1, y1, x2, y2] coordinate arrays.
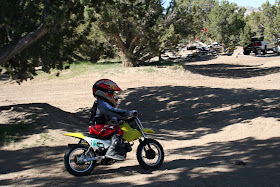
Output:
[[190, 0, 216, 44], [244, 1, 280, 44], [137, 68, 157, 73], [274, 1, 280, 36], [247, 11, 263, 36], [85, 0, 164, 66], [207, 0, 246, 47], [0, 0, 115, 82], [0, 121, 32, 146], [34, 133, 53, 146], [189, 0, 215, 41], [260, 1, 277, 43], [36, 61, 122, 80], [240, 17, 253, 47], [169, 0, 195, 38], [76, 23, 117, 62], [1, 0, 280, 82]]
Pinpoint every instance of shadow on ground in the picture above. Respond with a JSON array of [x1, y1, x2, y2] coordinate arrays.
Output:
[[0, 85, 280, 186], [184, 63, 280, 78], [0, 137, 279, 186], [0, 103, 89, 146], [0, 74, 10, 81]]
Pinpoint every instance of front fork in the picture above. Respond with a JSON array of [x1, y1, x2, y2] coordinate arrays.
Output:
[[135, 117, 155, 158]]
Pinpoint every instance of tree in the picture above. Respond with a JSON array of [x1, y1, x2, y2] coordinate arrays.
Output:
[[76, 22, 117, 62], [240, 17, 253, 47], [247, 10, 263, 36], [207, 0, 246, 48], [84, 0, 164, 67], [158, 0, 192, 56], [0, 0, 79, 81], [0, 0, 112, 82], [190, 0, 216, 44], [274, 1, 280, 39], [274, 1, 280, 31], [245, 1, 280, 44], [260, 1, 277, 43]]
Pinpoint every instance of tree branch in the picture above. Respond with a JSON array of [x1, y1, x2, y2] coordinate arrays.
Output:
[[0, 0, 74, 66], [111, 33, 130, 58], [139, 53, 156, 62], [0, 24, 49, 66], [128, 32, 142, 53]]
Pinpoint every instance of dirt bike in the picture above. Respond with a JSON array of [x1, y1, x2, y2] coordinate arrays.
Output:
[[63, 116, 164, 176]]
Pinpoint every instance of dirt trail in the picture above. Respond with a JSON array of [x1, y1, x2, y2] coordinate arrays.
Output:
[[1, 49, 280, 186]]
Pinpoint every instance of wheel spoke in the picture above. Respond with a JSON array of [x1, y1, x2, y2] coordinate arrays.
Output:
[[141, 143, 162, 166]]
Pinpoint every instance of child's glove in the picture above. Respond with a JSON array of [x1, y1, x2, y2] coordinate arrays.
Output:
[[129, 110, 138, 117]]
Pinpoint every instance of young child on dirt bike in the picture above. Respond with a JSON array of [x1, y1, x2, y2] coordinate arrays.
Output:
[[89, 79, 137, 161]]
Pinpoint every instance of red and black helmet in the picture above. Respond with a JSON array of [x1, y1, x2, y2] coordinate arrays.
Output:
[[92, 79, 122, 106]]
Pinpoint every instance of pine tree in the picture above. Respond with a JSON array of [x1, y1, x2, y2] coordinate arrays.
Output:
[[0, 0, 115, 82], [240, 18, 253, 47], [273, 1, 280, 38], [84, 1, 164, 67], [260, 1, 277, 43], [207, 0, 246, 48]]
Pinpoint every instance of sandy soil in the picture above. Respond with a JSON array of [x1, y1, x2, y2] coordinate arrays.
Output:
[[1, 47, 280, 186]]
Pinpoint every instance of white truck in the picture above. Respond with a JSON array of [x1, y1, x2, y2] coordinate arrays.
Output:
[[244, 35, 273, 55], [251, 35, 273, 55]]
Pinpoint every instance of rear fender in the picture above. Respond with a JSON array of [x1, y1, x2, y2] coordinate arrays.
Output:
[[64, 133, 90, 146], [64, 133, 86, 139]]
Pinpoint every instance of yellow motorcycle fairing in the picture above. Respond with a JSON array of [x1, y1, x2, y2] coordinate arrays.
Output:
[[64, 124, 155, 143], [120, 123, 155, 142], [64, 133, 86, 139]]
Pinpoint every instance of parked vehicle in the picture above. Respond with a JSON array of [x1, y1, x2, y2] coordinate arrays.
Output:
[[273, 38, 280, 54], [274, 45, 280, 54], [244, 35, 273, 55], [252, 35, 272, 55], [223, 47, 235, 55], [243, 43, 252, 55]]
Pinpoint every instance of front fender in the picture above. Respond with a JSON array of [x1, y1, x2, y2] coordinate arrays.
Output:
[[120, 123, 141, 142], [120, 124, 155, 142], [143, 129, 155, 134]]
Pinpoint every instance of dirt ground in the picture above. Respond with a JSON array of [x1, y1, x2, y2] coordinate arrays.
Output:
[[1, 47, 280, 186]]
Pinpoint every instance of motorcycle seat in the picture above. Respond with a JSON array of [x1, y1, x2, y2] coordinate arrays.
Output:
[[83, 133, 112, 140]]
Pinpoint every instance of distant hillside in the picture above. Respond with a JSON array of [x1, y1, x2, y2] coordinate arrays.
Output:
[[243, 6, 259, 16]]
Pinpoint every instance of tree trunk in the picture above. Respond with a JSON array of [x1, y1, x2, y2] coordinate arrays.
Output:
[[122, 59, 134, 67], [112, 34, 136, 67], [119, 51, 134, 67], [159, 51, 162, 61], [0, 24, 49, 66]]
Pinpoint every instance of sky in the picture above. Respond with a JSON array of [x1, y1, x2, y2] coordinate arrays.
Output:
[[227, 0, 276, 8], [163, 0, 277, 8]]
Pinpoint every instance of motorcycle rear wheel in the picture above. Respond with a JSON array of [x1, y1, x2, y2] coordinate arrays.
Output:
[[137, 138, 164, 170], [64, 144, 96, 176]]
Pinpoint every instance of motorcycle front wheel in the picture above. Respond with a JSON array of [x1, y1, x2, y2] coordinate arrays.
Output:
[[137, 138, 164, 170], [64, 144, 96, 176]]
